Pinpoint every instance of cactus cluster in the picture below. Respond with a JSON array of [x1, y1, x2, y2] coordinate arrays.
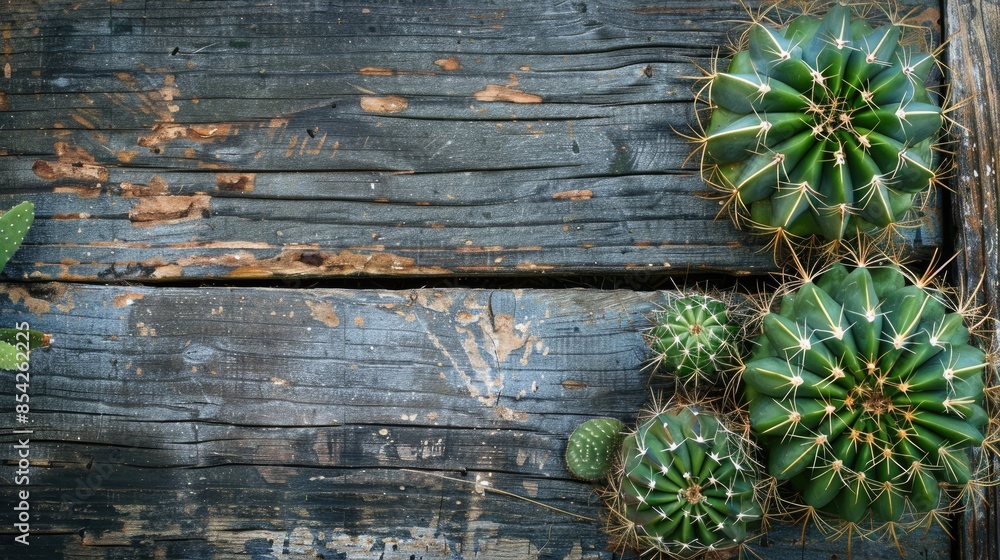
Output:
[[0, 201, 48, 371], [700, 3, 943, 247], [648, 294, 738, 390], [743, 261, 988, 523], [611, 406, 761, 558]]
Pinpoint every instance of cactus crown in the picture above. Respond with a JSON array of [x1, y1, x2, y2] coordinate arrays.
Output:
[[742, 260, 988, 524], [698, 2, 944, 248], [648, 294, 739, 390], [608, 404, 761, 558]]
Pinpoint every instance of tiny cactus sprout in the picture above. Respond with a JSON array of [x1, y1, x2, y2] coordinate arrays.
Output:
[[607, 404, 762, 558], [695, 2, 946, 249], [0, 201, 48, 371], [742, 260, 989, 527], [566, 417, 626, 481], [648, 294, 739, 391]]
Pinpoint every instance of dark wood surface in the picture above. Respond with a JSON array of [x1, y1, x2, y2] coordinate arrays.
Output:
[[0, 0, 942, 282], [0, 0, 986, 559], [944, 2, 1000, 560]]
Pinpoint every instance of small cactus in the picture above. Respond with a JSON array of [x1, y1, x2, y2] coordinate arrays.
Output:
[[742, 261, 988, 524], [566, 417, 625, 481], [0, 201, 47, 371], [697, 3, 944, 248], [609, 405, 761, 558], [0, 201, 34, 272], [648, 294, 739, 390]]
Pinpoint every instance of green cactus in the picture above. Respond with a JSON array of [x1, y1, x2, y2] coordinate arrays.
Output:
[[0, 201, 48, 371], [610, 405, 761, 558], [0, 201, 34, 272], [742, 262, 988, 524], [648, 294, 738, 389], [566, 417, 625, 481], [699, 3, 944, 247]]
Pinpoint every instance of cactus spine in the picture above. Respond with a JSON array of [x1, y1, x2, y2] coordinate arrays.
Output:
[[698, 3, 944, 247], [608, 405, 761, 558], [648, 294, 739, 390], [742, 261, 988, 524]]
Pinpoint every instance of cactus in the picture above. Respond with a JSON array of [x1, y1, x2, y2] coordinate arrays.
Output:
[[698, 3, 944, 247], [0, 201, 34, 272], [648, 294, 739, 390], [566, 417, 626, 481], [0, 201, 48, 371], [608, 405, 761, 558], [742, 261, 988, 525]]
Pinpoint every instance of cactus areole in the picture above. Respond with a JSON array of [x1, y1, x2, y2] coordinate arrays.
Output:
[[616, 407, 761, 557], [703, 3, 943, 244], [743, 263, 987, 523]]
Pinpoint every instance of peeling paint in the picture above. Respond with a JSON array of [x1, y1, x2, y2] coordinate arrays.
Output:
[[360, 95, 409, 113], [305, 299, 340, 327], [473, 84, 542, 104], [32, 142, 108, 183], [128, 195, 211, 227], [216, 172, 255, 192]]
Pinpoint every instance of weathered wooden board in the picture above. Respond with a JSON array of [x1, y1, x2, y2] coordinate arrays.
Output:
[[0, 283, 950, 558], [945, 2, 1000, 560], [0, 0, 943, 282]]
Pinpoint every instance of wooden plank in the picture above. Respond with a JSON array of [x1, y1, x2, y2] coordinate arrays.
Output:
[[0, 0, 943, 282], [944, 2, 1000, 559], [0, 283, 949, 558]]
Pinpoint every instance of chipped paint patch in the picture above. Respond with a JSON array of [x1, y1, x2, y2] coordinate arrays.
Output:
[[113, 292, 145, 308], [216, 172, 255, 192], [6, 284, 69, 315], [137, 123, 233, 148], [120, 175, 169, 197], [552, 189, 593, 201], [225, 249, 451, 277], [360, 95, 408, 113], [128, 195, 210, 227], [31, 142, 108, 182], [305, 300, 340, 328], [473, 84, 542, 104], [434, 57, 461, 71]]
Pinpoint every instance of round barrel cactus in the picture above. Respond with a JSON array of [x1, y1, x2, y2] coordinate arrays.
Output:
[[648, 294, 738, 389], [611, 406, 761, 557], [742, 262, 988, 524], [566, 417, 625, 481], [700, 3, 943, 246]]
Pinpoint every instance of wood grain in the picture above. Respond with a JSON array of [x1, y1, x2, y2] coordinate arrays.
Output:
[[944, 2, 1000, 560], [0, 0, 943, 282]]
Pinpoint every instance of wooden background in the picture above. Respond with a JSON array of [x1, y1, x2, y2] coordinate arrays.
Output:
[[0, 0, 994, 558]]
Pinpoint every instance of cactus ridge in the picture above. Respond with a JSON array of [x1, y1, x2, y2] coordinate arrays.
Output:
[[697, 3, 945, 247], [742, 262, 987, 524], [648, 294, 738, 390], [608, 405, 762, 558], [566, 417, 626, 481]]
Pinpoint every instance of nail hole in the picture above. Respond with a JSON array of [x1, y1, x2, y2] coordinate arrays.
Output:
[[171, 47, 180, 56]]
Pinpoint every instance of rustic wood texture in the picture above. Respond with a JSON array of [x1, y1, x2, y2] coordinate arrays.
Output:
[[0, 0, 975, 559], [945, 2, 1000, 560], [0, 0, 942, 282], [0, 283, 950, 558]]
